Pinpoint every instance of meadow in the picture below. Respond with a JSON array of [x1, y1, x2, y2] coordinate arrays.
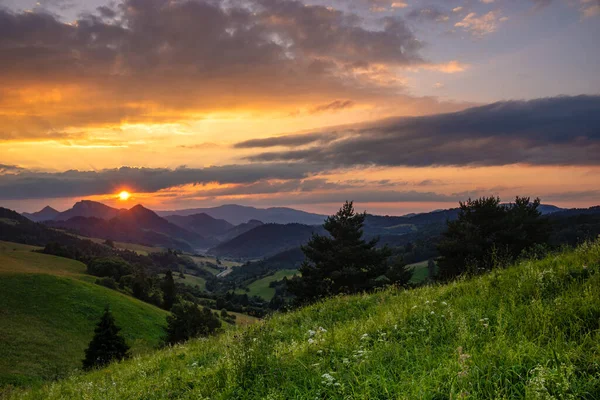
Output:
[[0, 242, 168, 389], [8, 239, 600, 399]]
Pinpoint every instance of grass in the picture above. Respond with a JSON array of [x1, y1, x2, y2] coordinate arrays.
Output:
[[408, 260, 436, 284], [9, 239, 600, 399], [190, 255, 242, 270], [160, 272, 207, 291], [238, 269, 299, 300], [0, 242, 168, 389], [71, 234, 162, 255]]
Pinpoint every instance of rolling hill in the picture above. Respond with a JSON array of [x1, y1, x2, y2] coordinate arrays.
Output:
[[8, 239, 600, 399], [208, 223, 323, 259], [164, 213, 234, 239], [0, 241, 168, 388]]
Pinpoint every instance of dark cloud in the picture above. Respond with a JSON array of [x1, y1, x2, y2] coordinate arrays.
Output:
[[0, 0, 430, 137], [310, 100, 356, 114], [235, 132, 341, 149], [242, 95, 600, 167], [0, 164, 324, 200]]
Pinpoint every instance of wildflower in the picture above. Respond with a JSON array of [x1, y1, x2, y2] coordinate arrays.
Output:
[[317, 350, 323, 354], [191, 362, 198, 367], [308, 338, 316, 345], [425, 300, 430, 304], [318, 327, 327, 333], [308, 330, 316, 337], [361, 333, 369, 340], [412, 305, 417, 309], [393, 324, 398, 330], [441, 301, 448, 306], [321, 373, 336, 386], [430, 311, 435, 315], [342, 358, 350, 364]]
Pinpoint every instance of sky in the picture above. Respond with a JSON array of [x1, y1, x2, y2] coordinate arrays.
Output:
[[0, 0, 599, 215]]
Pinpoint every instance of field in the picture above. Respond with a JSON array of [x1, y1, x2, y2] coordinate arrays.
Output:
[[160, 272, 207, 291], [10, 239, 600, 399], [238, 269, 299, 300], [0, 242, 168, 389], [73, 235, 162, 255], [189, 255, 242, 269], [407, 260, 436, 283]]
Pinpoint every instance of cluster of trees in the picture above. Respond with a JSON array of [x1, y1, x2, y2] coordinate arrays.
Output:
[[436, 196, 549, 280]]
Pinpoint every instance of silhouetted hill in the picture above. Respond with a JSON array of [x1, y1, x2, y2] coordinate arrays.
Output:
[[158, 204, 326, 225], [22, 206, 59, 222], [165, 213, 234, 238], [217, 219, 264, 242], [46, 205, 212, 252], [208, 223, 324, 259], [54, 200, 121, 221]]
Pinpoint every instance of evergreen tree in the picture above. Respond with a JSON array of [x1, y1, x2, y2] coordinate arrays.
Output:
[[162, 270, 176, 310], [82, 306, 130, 370], [165, 302, 222, 345], [288, 201, 391, 304]]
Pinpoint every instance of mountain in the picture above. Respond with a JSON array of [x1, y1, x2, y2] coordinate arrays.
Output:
[[46, 205, 213, 252], [165, 213, 234, 238], [208, 223, 324, 259], [21, 206, 59, 222], [217, 219, 264, 242], [158, 204, 326, 225], [15, 241, 600, 398], [54, 200, 121, 221]]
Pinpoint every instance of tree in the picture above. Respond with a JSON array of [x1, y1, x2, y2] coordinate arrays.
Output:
[[82, 306, 130, 370], [288, 201, 391, 304], [162, 270, 176, 310], [437, 196, 549, 280], [165, 302, 222, 345], [87, 257, 132, 281], [427, 259, 436, 280]]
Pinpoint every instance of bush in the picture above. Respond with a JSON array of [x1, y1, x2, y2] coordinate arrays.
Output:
[[95, 277, 117, 290]]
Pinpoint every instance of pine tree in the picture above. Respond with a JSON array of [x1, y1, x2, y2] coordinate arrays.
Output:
[[288, 201, 391, 304], [162, 270, 176, 310], [82, 306, 130, 370]]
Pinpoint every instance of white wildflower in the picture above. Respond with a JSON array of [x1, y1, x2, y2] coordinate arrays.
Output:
[[308, 330, 316, 337], [308, 338, 316, 345], [318, 327, 327, 333], [361, 333, 369, 340], [441, 301, 448, 306]]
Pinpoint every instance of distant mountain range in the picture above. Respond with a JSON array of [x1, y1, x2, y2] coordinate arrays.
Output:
[[46, 204, 213, 252], [157, 204, 327, 225], [16, 200, 590, 258]]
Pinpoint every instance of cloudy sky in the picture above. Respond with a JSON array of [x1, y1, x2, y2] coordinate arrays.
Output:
[[0, 0, 599, 214]]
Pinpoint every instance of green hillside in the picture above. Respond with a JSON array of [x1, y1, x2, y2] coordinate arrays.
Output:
[[8, 239, 600, 399], [0, 242, 169, 388]]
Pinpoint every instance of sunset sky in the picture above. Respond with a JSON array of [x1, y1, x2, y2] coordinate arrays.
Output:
[[1, 0, 599, 215]]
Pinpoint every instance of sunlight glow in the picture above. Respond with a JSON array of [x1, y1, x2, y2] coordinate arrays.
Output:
[[118, 191, 131, 201]]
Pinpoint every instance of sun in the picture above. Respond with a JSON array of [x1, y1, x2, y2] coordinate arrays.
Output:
[[118, 191, 131, 201]]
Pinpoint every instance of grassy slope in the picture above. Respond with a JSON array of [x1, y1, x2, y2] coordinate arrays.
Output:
[[0, 242, 168, 388], [9, 240, 600, 399], [238, 269, 299, 300]]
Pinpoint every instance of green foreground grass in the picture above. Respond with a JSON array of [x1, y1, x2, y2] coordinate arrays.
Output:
[[0, 243, 168, 389], [9, 240, 600, 399]]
